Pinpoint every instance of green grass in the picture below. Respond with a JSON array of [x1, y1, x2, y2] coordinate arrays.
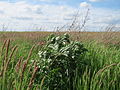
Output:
[[0, 39, 41, 90], [75, 42, 120, 90], [0, 35, 120, 90]]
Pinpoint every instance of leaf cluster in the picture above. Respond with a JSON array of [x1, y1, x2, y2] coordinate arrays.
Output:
[[36, 34, 88, 90]]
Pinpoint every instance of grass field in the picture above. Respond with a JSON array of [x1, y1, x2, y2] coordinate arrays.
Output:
[[0, 32, 120, 90]]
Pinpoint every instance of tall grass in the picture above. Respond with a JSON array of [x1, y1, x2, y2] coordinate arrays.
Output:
[[0, 33, 120, 90], [76, 42, 120, 90], [0, 40, 41, 90]]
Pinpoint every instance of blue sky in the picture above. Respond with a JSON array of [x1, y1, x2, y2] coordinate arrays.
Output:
[[0, 0, 120, 31], [1, 0, 118, 8], [4, 0, 120, 9]]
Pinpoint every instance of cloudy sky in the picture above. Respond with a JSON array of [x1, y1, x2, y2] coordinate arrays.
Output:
[[0, 0, 120, 31]]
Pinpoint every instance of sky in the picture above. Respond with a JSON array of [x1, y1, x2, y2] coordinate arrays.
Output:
[[0, 0, 120, 31]]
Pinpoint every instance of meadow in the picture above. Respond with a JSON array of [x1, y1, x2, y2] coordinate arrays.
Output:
[[0, 31, 120, 90]]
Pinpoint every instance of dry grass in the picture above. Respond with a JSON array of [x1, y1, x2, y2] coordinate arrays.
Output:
[[0, 31, 120, 46]]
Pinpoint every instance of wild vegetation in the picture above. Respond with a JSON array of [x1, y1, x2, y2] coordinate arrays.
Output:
[[0, 31, 120, 90]]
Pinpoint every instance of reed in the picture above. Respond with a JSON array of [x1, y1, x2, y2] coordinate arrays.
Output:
[[0, 40, 40, 90]]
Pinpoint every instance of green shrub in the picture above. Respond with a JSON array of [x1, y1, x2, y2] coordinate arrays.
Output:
[[36, 34, 87, 90]]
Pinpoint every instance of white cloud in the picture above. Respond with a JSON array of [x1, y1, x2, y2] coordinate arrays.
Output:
[[0, 1, 119, 31], [86, 8, 120, 31], [80, 2, 91, 8], [35, 0, 53, 2], [0, 1, 76, 31], [89, 0, 102, 2]]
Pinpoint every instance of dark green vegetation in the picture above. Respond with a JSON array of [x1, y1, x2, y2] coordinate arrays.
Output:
[[0, 32, 120, 90], [35, 34, 87, 90]]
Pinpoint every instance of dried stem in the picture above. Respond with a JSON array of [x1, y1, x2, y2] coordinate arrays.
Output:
[[96, 62, 119, 76], [27, 62, 39, 90], [4, 45, 17, 71], [15, 57, 24, 73], [21, 45, 35, 81]]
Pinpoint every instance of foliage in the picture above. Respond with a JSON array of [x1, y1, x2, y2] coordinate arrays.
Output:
[[36, 34, 88, 90]]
